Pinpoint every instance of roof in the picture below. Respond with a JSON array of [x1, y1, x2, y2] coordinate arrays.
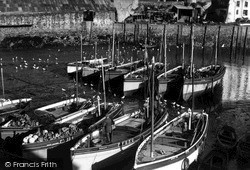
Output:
[[0, 0, 115, 13], [173, 5, 194, 10]]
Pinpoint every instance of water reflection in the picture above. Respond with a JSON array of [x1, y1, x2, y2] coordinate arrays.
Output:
[[223, 63, 250, 102]]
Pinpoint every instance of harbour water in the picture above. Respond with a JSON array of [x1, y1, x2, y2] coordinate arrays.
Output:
[[0, 42, 249, 170]]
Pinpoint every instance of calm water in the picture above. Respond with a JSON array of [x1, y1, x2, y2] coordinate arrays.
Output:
[[0, 42, 249, 170]]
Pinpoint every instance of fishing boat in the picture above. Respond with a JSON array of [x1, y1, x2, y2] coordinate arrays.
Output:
[[134, 109, 209, 170], [197, 149, 229, 170], [0, 99, 33, 139], [158, 37, 225, 101], [70, 57, 168, 170], [104, 60, 144, 82], [123, 49, 164, 97], [236, 133, 250, 162], [21, 100, 123, 159], [71, 97, 168, 170], [0, 98, 32, 116], [0, 98, 87, 140], [134, 27, 208, 170], [159, 64, 225, 101], [182, 64, 226, 101], [216, 125, 237, 150], [22, 55, 123, 160]]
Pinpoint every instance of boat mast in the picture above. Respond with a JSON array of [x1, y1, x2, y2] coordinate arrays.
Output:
[[160, 24, 165, 63], [101, 55, 107, 110], [94, 42, 97, 59], [76, 61, 79, 105], [182, 43, 185, 69], [111, 24, 115, 67], [189, 25, 194, 130], [215, 34, 218, 65], [164, 25, 167, 78], [150, 56, 155, 158], [1, 67, 4, 99], [80, 34, 83, 63]]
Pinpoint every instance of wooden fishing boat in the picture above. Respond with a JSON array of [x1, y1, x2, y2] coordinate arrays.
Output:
[[216, 125, 237, 150], [70, 99, 169, 170], [0, 98, 33, 139], [198, 149, 229, 170], [236, 133, 250, 161], [71, 57, 167, 170], [0, 98, 89, 140], [183, 64, 226, 101], [123, 62, 164, 96], [157, 66, 184, 95], [21, 101, 123, 159], [160, 65, 225, 101], [104, 60, 144, 82], [134, 110, 208, 170], [67, 58, 109, 76], [0, 98, 31, 115]]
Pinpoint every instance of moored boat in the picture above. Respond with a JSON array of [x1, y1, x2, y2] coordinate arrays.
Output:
[[0, 98, 34, 139], [134, 109, 209, 170], [70, 98, 169, 170], [197, 149, 229, 170], [21, 101, 123, 159], [159, 64, 226, 101], [0, 98, 32, 115], [183, 64, 226, 101], [236, 133, 250, 162], [123, 62, 164, 96], [104, 60, 144, 82], [216, 125, 237, 150]]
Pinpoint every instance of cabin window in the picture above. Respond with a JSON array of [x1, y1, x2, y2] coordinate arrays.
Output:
[[243, 10, 248, 16], [245, 1, 248, 7], [237, 1, 240, 7], [236, 10, 239, 14]]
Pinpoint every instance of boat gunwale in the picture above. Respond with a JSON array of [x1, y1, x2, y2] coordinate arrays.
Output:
[[21, 103, 122, 150], [184, 65, 226, 85], [71, 109, 168, 155], [134, 111, 209, 169]]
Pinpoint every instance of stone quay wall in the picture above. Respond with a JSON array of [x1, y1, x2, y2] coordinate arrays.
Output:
[[0, 11, 249, 51]]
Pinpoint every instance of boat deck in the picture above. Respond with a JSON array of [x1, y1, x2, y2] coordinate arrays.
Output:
[[138, 134, 190, 162], [110, 118, 145, 144], [117, 117, 145, 129], [44, 107, 70, 119]]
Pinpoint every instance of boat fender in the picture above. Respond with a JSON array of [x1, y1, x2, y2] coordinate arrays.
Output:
[[181, 158, 189, 170]]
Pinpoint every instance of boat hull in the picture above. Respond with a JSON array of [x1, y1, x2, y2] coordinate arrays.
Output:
[[123, 79, 146, 96], [183, 65, 226, 101], [21, 103, 123, 160], [134, 111, 209, 170], [71, 109, 169, 170], [67, 64, 82, 74], [72, 140, 136, 170]]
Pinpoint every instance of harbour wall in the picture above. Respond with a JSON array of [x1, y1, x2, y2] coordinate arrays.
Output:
[[0, 12, 249, 51]]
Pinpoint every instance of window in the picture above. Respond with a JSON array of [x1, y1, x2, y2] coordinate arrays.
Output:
[[236, 10, 239, 14], [245, 1, 248, 7], [237, 1, 240, 7], [243, 10, 248, 16], [84, 10, 95, 21]]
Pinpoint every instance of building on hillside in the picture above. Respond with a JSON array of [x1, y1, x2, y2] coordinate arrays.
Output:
[[121, 0, 210, 23], [226, 0, 250, 23]]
